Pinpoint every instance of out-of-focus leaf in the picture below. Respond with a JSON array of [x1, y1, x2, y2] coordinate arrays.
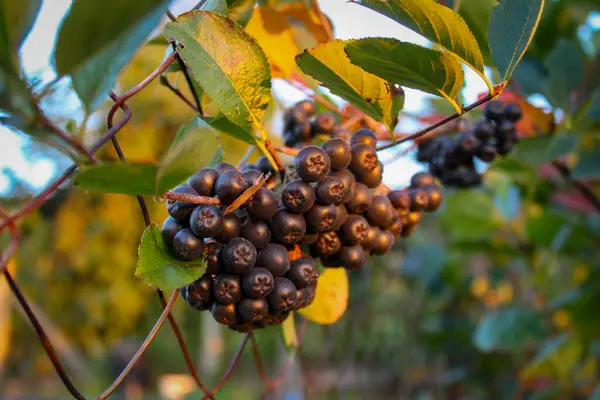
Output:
[[0, 0, 42, 75], [512, 134, 576, 167], [441, 189, 501, 240], [298, 266, 348, 325], [281, 312, 298, 350], [572, 144, 600, 180], [513, 59, 548, 96], [452, 0, 495, 64], [279, 2, 330, 45], [226, 0, 255, 27], [73, 163, 158, 196], [474, 308, 546, 352], [136, 223, 206, 291], [543, 39, 584, 110], [521, 335, 582, 382]]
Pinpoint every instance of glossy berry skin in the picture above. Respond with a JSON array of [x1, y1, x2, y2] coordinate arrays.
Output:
[[330, 169, 355, 203], [387, 190, 410, 211], [242, 267, 275, 299], [257, 243, 290, 277], [229, 322, 254, 333], [495, 120, 516, 139], [215, 214, 241, 244], [312, 112, 336, 134], [190, 205, 223, 238], [270, 210, 306, 245], [211, 303, 237, 326], [339, 245, 367, 271], [240, 220, 271, 249], [484, 100, 506, 121], [281, 180, 315, 213], [311, 230, 342, 258], [267, 278, 297, 312], [388, 213, 403, 237], [357, 161, 383, 189], [245, 188, 278, 221], [183, 275, 213, 310], [322, 138, 351, 171], [213, 274, 242, 305], [295, 146, 331, 182], [316, 176, 345, 205], [167, 184, 199, 221], [476, 143, 497, 163], [300, 232, 319, 245], [215, 170, 248, 205], [410, 172, 435, 188], [350, 128, 377, 149], [214, 162, 236, 175], [295, 100, 316, 116], [346, 183, 372, 214], [238, 298, 269, 323], [305, 203, 337, 232], [162, 216, 186, 247], [360, 225, 379, 250], [366, 195, 395, 229], [257, 155, 277, 176], [474, 120, 495, 141], [423, 185, 443, 212], [222, 238, 257, 274], [371, 229, 395, 256], [339, 215, 370, 244], [286, 257, 318, 289], [294, 120, 313, 140], [204, 241, 223, 275], [349, 143, 378, 176], [295, 285, 316, 309], [332, 204, 348, 231], [408, 188, 429, 212], [188, 168, 219, 197], [504, 103, 522, 122], [173, 228, 205, 261], [242, 169, 262, 187], [333, 127, 352, 141]]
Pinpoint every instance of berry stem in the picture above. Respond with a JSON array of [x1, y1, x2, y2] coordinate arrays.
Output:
[[223, 172, 271, 215], [275, 145, 299, 156], [160, 74, 199, 112], [163, 191, 221, 205]]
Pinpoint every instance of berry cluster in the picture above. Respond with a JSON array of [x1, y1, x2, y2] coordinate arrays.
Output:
[[417, 101, 523, 188], [283, 100, 350, 148]]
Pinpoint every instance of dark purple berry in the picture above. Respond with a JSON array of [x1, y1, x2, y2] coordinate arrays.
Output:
[[484, 100, 506, 121], [371, 230, 394, 255], [474, 120, 495, 141], [214, 213, 241, 244], [476, 143, 497, 163], [339, 215, 370, 244], [312, 112, 336, 134], [294, 120, 313, 140], [243, 169, 262, 186], [211, 302, 237, 325], [263, 310, 291, 326], [257, 243, 290, 277], [213, 274, 242, 304], [282, 180, 315, 213], [322, 138, 351, 171], [357, 161, 383, 188], [504, 103, 522, 122], [346, 183, 372, 214], [190, 205, 223, 238], [188, 168, 219, 196], [295, 285, 316, 309], [338, 245, 366, 271], [238, 298, 269, 323], [294, 100, 316, 116], [410, 172, 435, 188], [242, 267, 275, 298], [183, 275, 213, 310], [332, 204, 348, 231], [222, 237, 257, 274], [305, 203, 337, 232], [333, 127, 352, 141], [315, 176, 345, 205], [423, 185, 443, 212], [215, 170, 248, 205], [167, 184, 198, 221], [295, 145, 331, 182], [173, 228, 205, 261], [267, 278, 297, 312], [257, 155, 277, 176], [270, 210, 306, 245], [387, 190, 410, 211], [330, 169, 355, 202], [300, 231, 319, 245], [246, 187, 278, 220], [286, 257, 318, 289], [388, 213, 403, 237], [311, 231, 342, 258], [495, 120, 516, 140], [205, 241, 223, 275], [214, 162, 236, 175], [240, 220, 271, 249], [360, 225, 379, 250], [366, 195, 395, 229], [408, 188, 429, 212], [457, 133, 479, 154], [162, 216, 186, 247], [349, 143, 378, 176], [350, 128, 377, 149]]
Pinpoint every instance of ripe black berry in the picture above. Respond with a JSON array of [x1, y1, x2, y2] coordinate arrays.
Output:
[[387, 190, 410, 211], [338, 245, 366, 271], [213, 274, 242, 304], [295, 100, 316, 116], [305, 203, 337, 232], [285, 108, 309, 128], [349, 143, 378, 176], [162, 216, 186, 247], [282, 180, 315, 213], [294, 120, 313, 140], [297, 285, 316, 309], [495, 120, 516, 139], [333, 127, 352, 141], [484, 100, 506, 121], [311, 230, 342, 258], [410, 172, 435, 188], [211, 302, 237, 325], [457, 133, 479, 155], [300, 231, 319, 245], [295, 145, 331, 182], [357, 161, 383, 188], [474, 120, 495, 141], [244, 188, 277, 221], [366, 195, 395, 229], [205, 241, 223, 275], [360, 225, 379, 250], [215, 170, 248, 205], [214, 162, 236, 175], [388, 213, 403, 237], [504, 103, 522, 122], [496, 138, 514, 156], [214, 213, 241, 244], [238, 298, 268, 323], [350, 128, 377, 148], [423, 185, 443, 212], [167, 184, 198, 221], [190, 205, 223, 238], [242, 267, 275, 298], [322, 138, 351, 171], [240, 220, 271, 249], [242, 169, 262, 186], [330, 169, 355, 203], [263, 310, 291, 326], [346, 183, 372, 214], [339, 214, 370, 244], [270, 210, 306, 245], [408, 188, 429, 212], [476, 143, 497, 163], [371, 229, 394, 255], [183, 275, 213, 310], [315, 176, 345, 205], [257, 155, 277, 176], [267, 277, 297, 312], [312, 112, 336, 134], [188, 168, 219, 197], [173, 228, 205, 261], [286, 257, 318, 289], [256, 243, 290, 277], [221, 237, 256, 274], [332, 204, 348, 230]]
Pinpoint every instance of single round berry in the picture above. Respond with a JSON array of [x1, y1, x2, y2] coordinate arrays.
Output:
[[205, 241, 223, 275], [476, 143, 497, 163], [332, 204, 348, 231], [211, 302, 237, 325], [267, 278, 297, 312], [190, 205, 223, 238], [167, 184, 198, 221], [423, 185, 443, 212], [416, 140, 436, 162], [305, 203, 338, 232], [496, 137, 514, 156], [357, 161, 383, 188], [484, 100, 506, 121], [311, 230, 342, 258], [214, 213, 241, 244], [183, 275, 213, 310], [350, 128, 377, 148], [295, 285, 317, 309], [242, 267, 275, 299], [173, 228, 205, 261], [188, 168, 219, 197], [312, 112, 336, 134], [240, 220, 271, 249], [339, 215, 370, 244], [286, 257, 318, 289], [214, 162, 236, 175], [315, 176, 345, 205], [215, 170, 248, 205], [257, 243, 290, 277], [346, 183, 372, 214], [241, 164, 259, 172], [270, 210, 306, 245], [294, 100, 316, 116], [408, 188, 429, 212], [349, 143, 378, 176], [387, 190, 410, 211], [281, 180, 315, 213], [330, 169, 355, 203], [243, 169, 262, 187], [295, 146, 331, 182], [338, 245, 366, 271], [246, 187, 278, 220], [504, 103, 522, 122], [238, 298, 269, 323], [333, 127, 352, 141], [371, 230, 395, 255], [222, 238, 257, 275], [474, 120, 495, 141], [257, 155, 277, 176], [322, 138, 351, 171], [366, 195, 395, 229], [495, 120, 516, 140], [213, 274, 242, 304], [162, 216, 186, 247], [388, 213, 403, 237], [263, 310, 291, 326], [410, 172, 435, 188], [360, 225, 379, 250]]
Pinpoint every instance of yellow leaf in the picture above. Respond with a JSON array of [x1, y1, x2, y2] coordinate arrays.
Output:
[[245, 6, 299, 77], [282, 312, 298, 350], [298, 267, 348, 324], [279, 3, 330, 45], [470, 275, 489, 298], [496, 281, 514, 304]]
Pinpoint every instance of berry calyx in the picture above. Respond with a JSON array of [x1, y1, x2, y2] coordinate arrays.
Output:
[[213, 274, 242, 304], [242, 267, 275, 299], [270, 210, 306, 245], [295, 145, 331, 182], [222, 238, 257, 274], [190, 205, 223, 238], [286, 257, 318, 289], [281, 180, 315, 213]]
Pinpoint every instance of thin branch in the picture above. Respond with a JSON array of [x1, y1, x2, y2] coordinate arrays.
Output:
[[160, 75, 199, 111], [202, 334, 251, 399], [552, 160, 600, 215], [275, 146, 299, 157], [0, 208, 20, 275], [163, 191, 221, 205], [224, 173, 271, 215], [38, 113, 97, 164]]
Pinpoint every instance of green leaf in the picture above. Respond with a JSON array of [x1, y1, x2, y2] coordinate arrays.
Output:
[[440, 189, 501, 241], [164, 11, 272, 132], [521, 335, 582, 382], [587, 91, 600, 123], [513, 59, 548, 96], [281, 312, 298, 351], [199, 0, 229, 14], [296, 39, 394, 129], [573, 144, 600, 180], [351, 0, 484, 74], [227, 0, 255, 27], [204, 115, 257, 144], [488, 0, 545, 80], [156, 117, 220, 195], [0, 0, 42, 75], [136, 223, 206, 291], [73, 163, 158, 195], [452, 0, 495, 65], [543, 39, 584, 110], [512, 134, 576, 167], [345, 38, 464, 101], [474, 308, 546, 352], [55, 0, 170, 111]]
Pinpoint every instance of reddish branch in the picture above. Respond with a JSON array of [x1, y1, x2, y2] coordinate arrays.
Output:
[[163, 191, 221, 205]]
